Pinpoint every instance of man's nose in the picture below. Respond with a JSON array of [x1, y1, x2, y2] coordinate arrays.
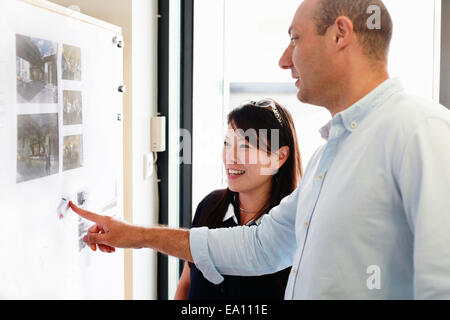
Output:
[[279, 45, 293, 70]]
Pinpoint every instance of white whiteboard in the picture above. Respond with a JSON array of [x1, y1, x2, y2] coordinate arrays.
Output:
[[0, 0, 124, 299]]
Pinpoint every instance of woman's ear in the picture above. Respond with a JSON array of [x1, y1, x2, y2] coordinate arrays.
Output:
[[276, 146, 290, 169]]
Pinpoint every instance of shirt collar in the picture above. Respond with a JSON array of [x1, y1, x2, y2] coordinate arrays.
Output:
[[319, 78, 404, 141], [223, 204, 238, 224]]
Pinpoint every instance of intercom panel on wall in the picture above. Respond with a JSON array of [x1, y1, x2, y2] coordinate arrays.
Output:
[[0, 0, 124, 299]]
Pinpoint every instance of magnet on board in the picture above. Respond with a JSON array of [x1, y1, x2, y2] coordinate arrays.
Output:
[[57, 196, 70, 220]]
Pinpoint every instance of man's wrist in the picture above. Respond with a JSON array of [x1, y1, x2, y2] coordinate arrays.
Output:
[[133, 225, 150, 249]]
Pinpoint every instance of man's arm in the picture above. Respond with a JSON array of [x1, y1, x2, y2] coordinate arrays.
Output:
[[69, 202, 194, 261], [70, 185, 299, 284], [189, 187, 300, 284], [142, 226, 193, 262], [397, 116, 450, 299]]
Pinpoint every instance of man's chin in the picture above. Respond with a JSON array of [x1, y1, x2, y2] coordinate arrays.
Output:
[[297, 89, 327, 108], [297, 85, 319, 105], [297, 89, 308, 104]]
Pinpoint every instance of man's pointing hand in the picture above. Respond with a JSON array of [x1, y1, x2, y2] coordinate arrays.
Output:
[[69, 201, 145, 252]]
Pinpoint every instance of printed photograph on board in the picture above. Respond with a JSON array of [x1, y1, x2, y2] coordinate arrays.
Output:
[[63, 134, 83, 171], [17, 113, 59, 183], [63, 90, 82, 125], [16, 34, 58, 104], [62, 44, 81, 81]]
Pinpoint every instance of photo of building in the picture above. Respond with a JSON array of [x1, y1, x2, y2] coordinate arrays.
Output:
[[63, 90, 82, 125], [16, 34, 58, 104], [62, 44, 81, 81], [17, 113, 59, 183], [63, 134, 83, 171]]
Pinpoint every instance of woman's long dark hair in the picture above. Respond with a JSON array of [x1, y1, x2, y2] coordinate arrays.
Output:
[[198, 100, 303, 228]]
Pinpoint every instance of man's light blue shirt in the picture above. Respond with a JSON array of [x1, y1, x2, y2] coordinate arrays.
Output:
[[190, 78, 450, 299]]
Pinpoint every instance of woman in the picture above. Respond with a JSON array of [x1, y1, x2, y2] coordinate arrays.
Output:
[[175, 99, 303, 300]]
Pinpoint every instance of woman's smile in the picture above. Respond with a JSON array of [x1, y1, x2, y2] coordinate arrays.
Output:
[[226, 167, 246, 180]]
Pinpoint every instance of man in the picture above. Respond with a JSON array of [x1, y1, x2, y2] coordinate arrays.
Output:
[[71, 0, 450, 299]]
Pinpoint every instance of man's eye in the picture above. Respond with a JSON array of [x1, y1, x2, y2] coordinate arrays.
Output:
[[291, 37, 298, 44], [224, 141, 230, 147]]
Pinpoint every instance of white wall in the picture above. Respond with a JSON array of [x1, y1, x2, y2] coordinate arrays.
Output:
[[130, 0, 158, 300], [48, 0, 158, 300]]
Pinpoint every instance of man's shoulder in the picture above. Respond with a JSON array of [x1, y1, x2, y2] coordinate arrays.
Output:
[[375, 91, 450, 136], [386, 92, 449, 122]]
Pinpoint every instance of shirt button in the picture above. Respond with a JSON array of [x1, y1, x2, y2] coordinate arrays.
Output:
[[304, 221, 309, 227], [291, 268, 297, 275], [351, 121, 358, 129], [318, 174, 324, 181]]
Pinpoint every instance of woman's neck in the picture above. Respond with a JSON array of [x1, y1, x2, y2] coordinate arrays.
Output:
[[238, 181, 271, 215]]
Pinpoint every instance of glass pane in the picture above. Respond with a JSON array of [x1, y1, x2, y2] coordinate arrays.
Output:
[[193, 0, 439, 213], [224, 0, 331, 170], [385, 0, 439, 100], [192, 0, 226, 213]]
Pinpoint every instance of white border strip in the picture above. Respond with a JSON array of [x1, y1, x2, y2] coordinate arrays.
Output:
[[18, 0, 122, 34]]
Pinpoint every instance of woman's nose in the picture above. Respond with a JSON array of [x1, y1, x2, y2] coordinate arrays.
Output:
[[224, 145, 238, 164]]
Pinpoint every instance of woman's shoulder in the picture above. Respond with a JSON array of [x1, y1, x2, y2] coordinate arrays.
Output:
[[202, 189, 227, 202], [197, 189, 229, 212], [192, 189, 229, 226]]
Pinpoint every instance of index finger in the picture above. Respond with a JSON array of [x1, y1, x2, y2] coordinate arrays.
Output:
[[69, 201, 104, 223]]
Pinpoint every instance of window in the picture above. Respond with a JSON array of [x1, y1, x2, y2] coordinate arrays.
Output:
[[192, 0, 441, 213]]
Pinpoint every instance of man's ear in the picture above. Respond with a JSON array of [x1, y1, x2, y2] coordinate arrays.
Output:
[[331, 16, 354, 51]]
